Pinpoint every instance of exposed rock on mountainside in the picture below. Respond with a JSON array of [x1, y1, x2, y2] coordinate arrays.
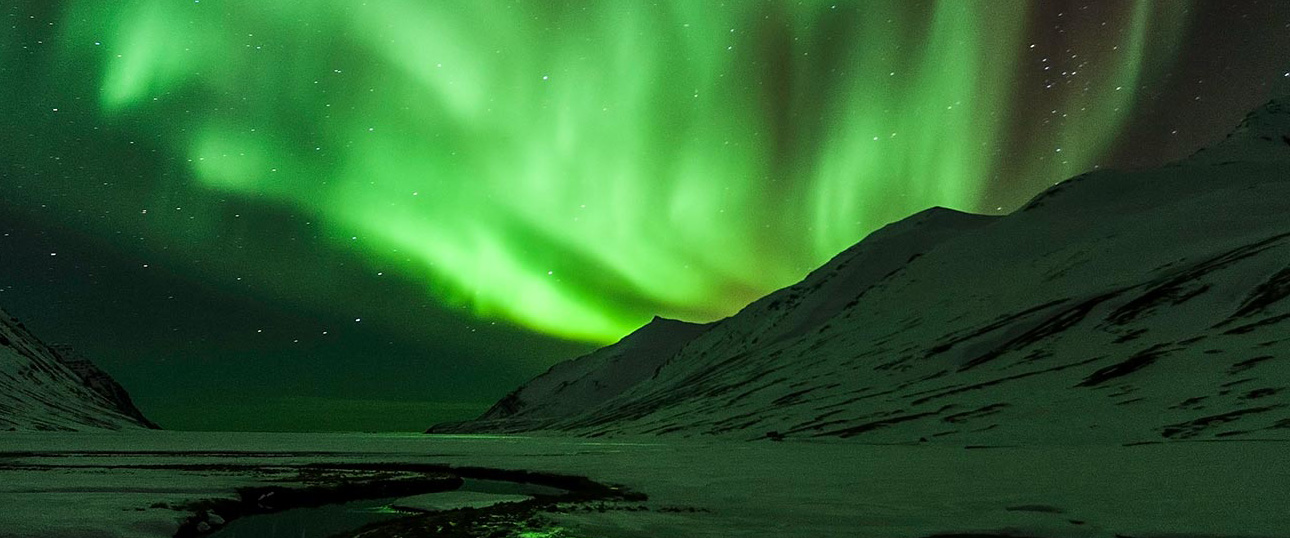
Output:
[[433, 97, 1290, 444], [48, 344, 159, 429], [0, 309, 158, 431]]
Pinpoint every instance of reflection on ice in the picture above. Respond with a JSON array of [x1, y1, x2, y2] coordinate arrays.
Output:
[[209, 477, 565, 538]]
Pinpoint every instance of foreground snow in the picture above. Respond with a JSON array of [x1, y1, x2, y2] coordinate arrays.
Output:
[[0, 431, 1286, 538]]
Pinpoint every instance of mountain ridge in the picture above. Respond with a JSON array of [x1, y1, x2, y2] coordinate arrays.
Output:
[[0, 308, 159, 431], [432, 97, 1290, 444]]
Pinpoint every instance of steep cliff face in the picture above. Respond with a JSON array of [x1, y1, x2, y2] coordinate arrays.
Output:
[[0, 309, 158, 431], [433, 98, 1290, 444]]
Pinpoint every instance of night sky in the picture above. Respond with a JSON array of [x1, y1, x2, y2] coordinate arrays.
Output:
[[2, 1, 1289, 432]]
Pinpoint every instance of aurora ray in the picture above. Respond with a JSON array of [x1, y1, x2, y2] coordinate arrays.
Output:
[[52, 0, 1192, 343]]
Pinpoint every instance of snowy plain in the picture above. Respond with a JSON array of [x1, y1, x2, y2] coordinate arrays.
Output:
[[0, 431, 1287, 538]]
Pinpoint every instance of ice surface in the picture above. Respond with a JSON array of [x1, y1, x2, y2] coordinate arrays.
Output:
[[392, 491, 531, 512], [0, 432, 1287, 538]]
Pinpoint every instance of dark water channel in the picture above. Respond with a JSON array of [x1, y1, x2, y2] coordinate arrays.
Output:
[[209, 479, 564, 538]]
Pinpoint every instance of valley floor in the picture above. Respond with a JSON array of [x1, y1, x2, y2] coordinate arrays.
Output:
[[0, 432, 1285, 538]]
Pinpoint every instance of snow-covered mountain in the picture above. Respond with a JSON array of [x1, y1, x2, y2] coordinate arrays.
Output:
[[0, 309, 158, 431], [468, 316, 714, 429], [433, 97, 1290, 444]]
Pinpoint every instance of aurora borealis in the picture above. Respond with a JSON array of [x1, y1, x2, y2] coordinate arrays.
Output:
[[4, 0, 1290, 430], [44, 0, 1195, 341]]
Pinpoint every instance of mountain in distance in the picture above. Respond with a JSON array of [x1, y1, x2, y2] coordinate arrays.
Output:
[[470, 316, 714, 429], [432, 97, 1290, 444], [0, 308, 158, 431]]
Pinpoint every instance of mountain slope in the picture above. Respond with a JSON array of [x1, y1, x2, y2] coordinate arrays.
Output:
[[0, 309, 158, 431], [438, 316, 714, 433], [434, 97, 1290, 444]]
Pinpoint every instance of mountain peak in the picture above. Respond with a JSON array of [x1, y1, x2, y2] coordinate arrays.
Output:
[[1237, 95, 1290, 131], [1186, 95, 1290, 165]]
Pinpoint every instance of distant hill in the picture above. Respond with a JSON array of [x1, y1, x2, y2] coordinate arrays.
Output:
[[0, 309, 158, 431], [432, 97, 1290, 444]]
